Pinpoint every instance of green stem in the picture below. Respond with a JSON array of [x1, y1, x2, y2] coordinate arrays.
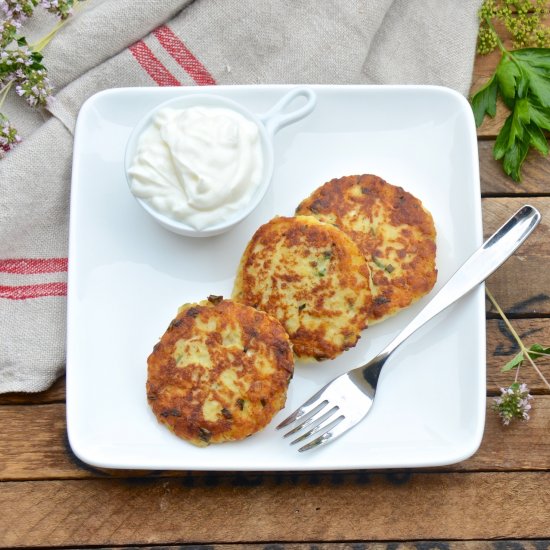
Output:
[[485, 16, 509, 55], [486, 287, 550, 390], [483, 14, 527, 82], [30, 18, 69, 52], [0, 80, 14, 111], [527, 351, 550, 358]]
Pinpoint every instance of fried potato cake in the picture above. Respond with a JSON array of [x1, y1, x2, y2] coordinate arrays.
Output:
[[146, 296, 294, 446], [296, 174, 437, 322], [233, 216, 372, 361]]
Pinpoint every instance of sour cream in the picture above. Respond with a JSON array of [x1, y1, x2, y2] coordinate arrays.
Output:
[[128, 105, 264, 230]]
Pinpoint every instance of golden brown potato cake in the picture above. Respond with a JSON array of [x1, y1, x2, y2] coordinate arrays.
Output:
[[296, 174, 437, 322], [233, 216, 372, 361], [146, 296, 294, 446]]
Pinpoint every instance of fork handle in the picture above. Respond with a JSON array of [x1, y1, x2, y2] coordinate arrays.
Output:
[[363, 205, 541, 380]]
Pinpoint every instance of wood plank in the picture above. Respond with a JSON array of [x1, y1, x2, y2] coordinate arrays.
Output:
[[63, 544, 550, 550], [0, 403, 77, 480], [479, 141, 550, 196], [52, 544, 550, 550], [455, 395, 550, 471], [1, 473, 549, 546], [0, 403, 158, 480], [483, 198, 550, 316], [2, 396, 550, 481]]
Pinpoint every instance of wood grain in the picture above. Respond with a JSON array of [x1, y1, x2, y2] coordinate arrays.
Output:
[[46, 544, 550, 550], [1, 472, 550, 546], [458, 395, 550, 471], [29, 544, 548, 550], [483, 198, 550, 316], [0, 403, 76, 480], [479, 141, 550, 196]]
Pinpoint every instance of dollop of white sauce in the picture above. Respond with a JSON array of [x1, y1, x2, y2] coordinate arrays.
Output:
[[128, 105, 263, 230]]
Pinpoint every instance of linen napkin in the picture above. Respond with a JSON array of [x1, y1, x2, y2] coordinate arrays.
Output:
[[0, 0, 483, 393]]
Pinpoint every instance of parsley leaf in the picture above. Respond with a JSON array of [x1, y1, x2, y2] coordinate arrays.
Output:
[[471, 73, 498, 126]]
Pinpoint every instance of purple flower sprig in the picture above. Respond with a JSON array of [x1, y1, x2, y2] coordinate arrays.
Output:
[[0, 18, 17, 47], [40, 0, 78, 20], [0, 1, 85, 157], [0, 39, 53, 107], [486, 287, 550, 426], [0, 112, 21, 157], [0, 0, 37, 28], [14, 66, 52, 106], [1, 0, 80, 27], [493, 382, 534, 425]]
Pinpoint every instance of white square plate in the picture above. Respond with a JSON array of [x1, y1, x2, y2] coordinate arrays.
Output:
[[67, 85, 485, 471]]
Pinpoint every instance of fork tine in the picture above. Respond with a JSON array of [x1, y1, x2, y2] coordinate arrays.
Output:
[[297, 415, 359, 452], [276, 386, 329, 429], [290, 413, 344, 446], [283, 405, 339, 438]]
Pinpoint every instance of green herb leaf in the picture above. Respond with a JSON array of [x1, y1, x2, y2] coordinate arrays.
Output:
[[502, 343, 550, 372], [502, 137, 530, 181], [527, 123, 550, 155], [496, 55, 520, 105], [502, 351, 524, 372], [493, 116, 512, 160], [513, 48, 550, 73], [528, 99, 550, 130], [510, 97, 530, 145], [471, 73, 498, 127], [526, 70, 550, 108], [528, 343, 550, 358], [509, 49, 550, 108]]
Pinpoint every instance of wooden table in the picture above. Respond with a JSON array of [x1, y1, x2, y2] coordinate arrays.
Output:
[[1, 48, 550, 549]]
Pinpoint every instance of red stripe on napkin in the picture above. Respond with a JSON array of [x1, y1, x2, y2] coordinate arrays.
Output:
[[0, 282, 67, 300], [0, 258, 68, 274], [129, 41, 181, 86], [153, 26, 216, 86]]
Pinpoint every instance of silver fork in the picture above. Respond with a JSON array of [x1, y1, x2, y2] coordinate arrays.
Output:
[[277, 205, 541, 452]]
